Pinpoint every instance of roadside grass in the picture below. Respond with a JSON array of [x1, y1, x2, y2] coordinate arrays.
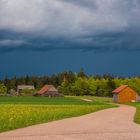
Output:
[[125, 102, 140, 124], [0, 96, 117, 132]]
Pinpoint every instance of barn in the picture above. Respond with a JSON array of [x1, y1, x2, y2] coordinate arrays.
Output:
[[112, 85, 138, 103], [17, 85, 35, 94], [36, 85, 63, 97]]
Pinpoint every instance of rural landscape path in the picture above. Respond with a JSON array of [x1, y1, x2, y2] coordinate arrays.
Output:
[[0, 105, 140, 140]]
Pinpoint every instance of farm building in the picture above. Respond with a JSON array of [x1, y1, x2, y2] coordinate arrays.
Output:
[[17, 85, 35, 94], [112, 85, 138, 103], [36, 85, 63, 97]]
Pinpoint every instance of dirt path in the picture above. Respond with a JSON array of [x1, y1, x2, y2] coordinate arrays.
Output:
[[80, 98, 92, 102], [0, 105, 140, 140]]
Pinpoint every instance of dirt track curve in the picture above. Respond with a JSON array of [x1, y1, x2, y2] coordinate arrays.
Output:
[[0, 105, 140, 140]]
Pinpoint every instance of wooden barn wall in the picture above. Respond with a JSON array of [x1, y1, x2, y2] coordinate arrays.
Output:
[[113, 94, 118, 102], [118, 87, 137, 103]]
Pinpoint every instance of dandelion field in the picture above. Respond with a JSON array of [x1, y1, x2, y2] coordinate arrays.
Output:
[[0, 96, 115, 132]]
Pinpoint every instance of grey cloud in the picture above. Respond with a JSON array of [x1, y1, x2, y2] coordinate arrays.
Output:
[[61, 0, 98, 10], [0, 0, 140, 53], [0, 39, 25, 46]]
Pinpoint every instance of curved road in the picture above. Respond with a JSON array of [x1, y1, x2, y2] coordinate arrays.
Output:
[[0, 105, 140, 140]]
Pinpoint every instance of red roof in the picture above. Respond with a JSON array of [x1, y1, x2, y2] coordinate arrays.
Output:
[[112, 85, 128, 94], [37, 85, 58, 94], [37, 85, 50, 94]]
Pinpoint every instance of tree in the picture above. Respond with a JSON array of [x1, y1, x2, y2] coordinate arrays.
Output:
[[77, 68, 87, 78], [25, 75, 29, 85], [107, 78, 116, 97], [71, 77, 91, 96], [3, 76, 10, 91], [0, 83, 7, 94], [88, 77, 97, 96], [9, 76, 17, 90], [127, 77, 140, 94], [58, 81, 72, 95], [71, 77, 84, 96]]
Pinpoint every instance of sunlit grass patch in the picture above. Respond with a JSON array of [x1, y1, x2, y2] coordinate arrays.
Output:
[[0, 104, 115, 132]]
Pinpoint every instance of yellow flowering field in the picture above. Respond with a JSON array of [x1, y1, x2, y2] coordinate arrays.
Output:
[[0, 104, 114, 132]]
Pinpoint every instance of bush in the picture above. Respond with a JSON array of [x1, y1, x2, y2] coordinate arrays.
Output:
[[0, 84, 7, 94], [20, 89, 36, 96]]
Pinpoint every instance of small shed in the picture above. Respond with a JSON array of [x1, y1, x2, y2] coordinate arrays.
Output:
[[37, 85, 63, 97], [112, 85, 138, 103]]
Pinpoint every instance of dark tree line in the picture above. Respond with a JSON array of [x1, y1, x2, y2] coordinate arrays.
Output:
[[1, 69, 140, 97], [1, 71, 77, 91]]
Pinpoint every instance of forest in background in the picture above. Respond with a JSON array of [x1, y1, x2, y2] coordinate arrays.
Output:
[[0, 69, 140, 96]]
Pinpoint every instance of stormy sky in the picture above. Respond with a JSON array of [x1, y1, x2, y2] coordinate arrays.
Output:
[[0, 0, 140, 78]]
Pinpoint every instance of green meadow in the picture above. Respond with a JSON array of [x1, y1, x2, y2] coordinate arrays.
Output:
[[0, 96, 111, 105], [126, 102, 140, 124], [0, 96, 116, 132]]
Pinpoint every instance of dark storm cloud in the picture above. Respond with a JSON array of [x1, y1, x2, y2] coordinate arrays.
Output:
[[61, 0, 98, 9], [0, 0, 140, 53]]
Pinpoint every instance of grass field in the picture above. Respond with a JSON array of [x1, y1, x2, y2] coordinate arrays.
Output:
[[126, 102, 140, 124], [0, 96, 116, 132], [74, 96, 113, 103], [0, 96, 109, 105]]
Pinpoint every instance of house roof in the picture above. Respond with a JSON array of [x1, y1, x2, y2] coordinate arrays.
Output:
[[112, 85, 128, 94], [37, 85, 57, 94]]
